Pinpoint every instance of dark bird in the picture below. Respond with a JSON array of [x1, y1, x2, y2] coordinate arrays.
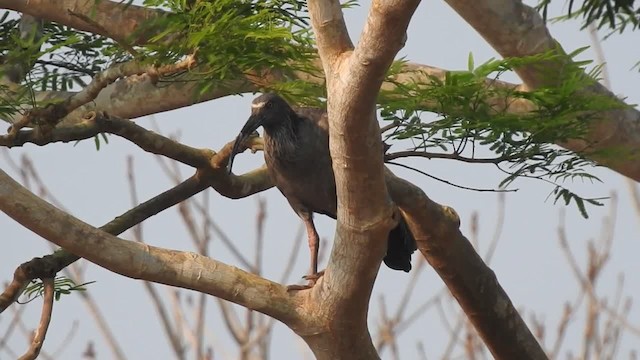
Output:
[[228, 93, 417, 289]]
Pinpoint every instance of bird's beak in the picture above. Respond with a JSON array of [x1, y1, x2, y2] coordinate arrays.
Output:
[[227, 114, 263, 174]]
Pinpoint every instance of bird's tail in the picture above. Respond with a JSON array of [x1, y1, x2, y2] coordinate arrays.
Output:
[[383, 215, 417, 272]]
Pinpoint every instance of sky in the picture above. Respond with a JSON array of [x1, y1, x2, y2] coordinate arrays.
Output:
[[1, 0, 640, 359]]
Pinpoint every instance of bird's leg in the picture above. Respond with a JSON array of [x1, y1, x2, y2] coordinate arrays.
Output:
[[304, 217, 320, 278], [287, 213, 325, 291]]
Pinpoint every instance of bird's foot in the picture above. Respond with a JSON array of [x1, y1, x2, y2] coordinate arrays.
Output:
[[302, 270, 325, 282], [286, 270, 325, 292]]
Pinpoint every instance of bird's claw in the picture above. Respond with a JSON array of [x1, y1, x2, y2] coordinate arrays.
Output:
[[286, 270, 325, 292], [302, 270, 325, 282], [286, 284, 314, 291]]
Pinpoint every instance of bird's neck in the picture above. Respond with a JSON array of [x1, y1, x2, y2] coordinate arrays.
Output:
[[264, 112, 300, 160], [265, 111, 299, 140]]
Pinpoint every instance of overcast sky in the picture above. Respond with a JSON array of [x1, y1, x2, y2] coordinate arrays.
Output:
[[1, 1, 639, 359]]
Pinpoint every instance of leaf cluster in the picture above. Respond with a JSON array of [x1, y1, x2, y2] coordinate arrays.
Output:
[[137, 0, 316, 97], [1, 0, 319, 117], [537, 0, 639, 33], [0, 12, 120, 93], [20, 276, 95, 303], [379, 49, 625, 217]]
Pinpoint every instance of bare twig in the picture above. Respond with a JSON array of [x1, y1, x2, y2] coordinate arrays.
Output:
[[385, 150, 517, 164], [7, 153, 128, 360], [127, 157, 185, 360], [48, 320, 79, 359]]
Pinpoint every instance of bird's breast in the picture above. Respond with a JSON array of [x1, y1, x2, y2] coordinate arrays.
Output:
[[263, 137, 337, 216]]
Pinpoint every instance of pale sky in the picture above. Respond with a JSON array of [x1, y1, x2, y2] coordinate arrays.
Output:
[[1, 1, 639, 359]]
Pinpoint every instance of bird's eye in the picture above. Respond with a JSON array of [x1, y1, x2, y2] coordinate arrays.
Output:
[[266, 102, 273, 109]]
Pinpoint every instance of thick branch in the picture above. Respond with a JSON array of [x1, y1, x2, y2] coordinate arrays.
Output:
[[445, 0, 640, 181], [0, 131, 273, 313], [321, 0, 422, 291], [304, 2, 421, 359], [7, 56, 195, 137], [384, 169, 547, 360], [0, 175, 207, 314], [0, 169, 304, 327], [0, 0, 159, 45], [323, 0, 422, 224], [307, 0, 352, 70]]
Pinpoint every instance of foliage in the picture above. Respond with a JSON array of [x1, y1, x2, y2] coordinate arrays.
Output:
[[0, 13, 120, 92], [0, 0, 318, 109], [537, 0, 640, 32], [0, 3, 622, 217], [137, 0, 316, 98], [378, 48, 625, 217], [20, 276, 95, 302]]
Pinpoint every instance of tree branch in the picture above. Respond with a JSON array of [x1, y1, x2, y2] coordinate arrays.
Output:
[[0, 129, 273, 314], [307, 0, 352, 69], [384, 150, 515, 163], [444, 0, 640, 181], [0, 110, 272, 195], [0, 169, 305, 327], [18, 278, 54, 360], [0, 0, 160, 45], [7, 56, 195, 137], [303, 2, 421, 359], [0, 175, 207, 314], [4, 0, 639, 182], [384, 169, 548, 360]]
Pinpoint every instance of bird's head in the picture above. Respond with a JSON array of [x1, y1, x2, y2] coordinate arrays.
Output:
[[227, 93, 293, 174]]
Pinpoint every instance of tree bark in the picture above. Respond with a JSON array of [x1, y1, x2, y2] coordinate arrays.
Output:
[[0, 169, 305, 328], [385, 169, 548, 360]]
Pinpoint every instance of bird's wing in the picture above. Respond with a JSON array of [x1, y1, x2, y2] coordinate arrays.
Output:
[[292, 107, 329, 132]]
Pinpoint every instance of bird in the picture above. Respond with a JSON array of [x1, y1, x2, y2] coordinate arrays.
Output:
[[228, 93, 417, 289]]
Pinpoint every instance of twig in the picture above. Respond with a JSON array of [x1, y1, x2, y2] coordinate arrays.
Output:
[[10, 153, 128, 360], [483, 192, 505, 264], [48, 320, 79, 359], [127, 157, 185, 360], [550, 303, 573, 358], [278, 224, 304, 284], [217, 300, 247, 344], [387, 161, 517, 192], [377, 295, 400, 360], [241, 198, 268, 359], [385, 150, 516, 164], [416, 341, 428, 360], [0, 298, 27, 350], [18, 277, 54, 360], [376, 257, 427, 353]]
